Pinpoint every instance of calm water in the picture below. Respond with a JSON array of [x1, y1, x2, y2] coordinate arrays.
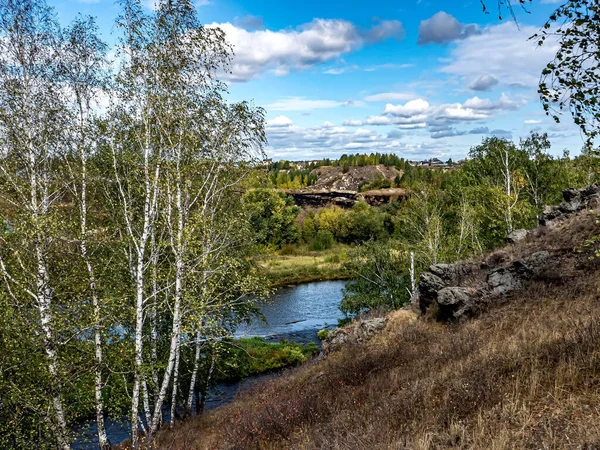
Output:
[[237, 280, 347, 342], [74, 280, 346, 449]]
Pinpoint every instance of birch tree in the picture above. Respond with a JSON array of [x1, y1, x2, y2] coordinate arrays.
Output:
[[109, 0, 267, 444], [0, 1, 70, 447], [59, 16, 112, 450], [467, 137, 527, 236]]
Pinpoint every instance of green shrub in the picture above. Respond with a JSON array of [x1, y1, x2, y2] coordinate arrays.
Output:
[[317, 329, 330, 340], [312, 230, 335, 251], [279, 244, 299, 256]]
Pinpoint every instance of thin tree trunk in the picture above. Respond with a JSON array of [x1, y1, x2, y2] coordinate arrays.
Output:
[[170, 340, 181, 428], [148, 256, 182, 437], [186, 331, 203, 414], [30, 152, 70, 450], [79, 153, 110, 450], [198, 350, 216, 416]]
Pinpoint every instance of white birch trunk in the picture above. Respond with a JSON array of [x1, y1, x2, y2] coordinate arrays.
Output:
[[186, 330, 203, 413], [30, 153, 70, 450], [170, 340, 181, 428]]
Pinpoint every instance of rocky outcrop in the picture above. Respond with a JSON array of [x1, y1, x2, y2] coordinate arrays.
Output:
[[414, 185, 600, 322], [540, 184, 600, 227], [286, 188, 406, 209], [285, 189, 358, 208], [322, 317, 387, 354], [416, 251, 551, 321]]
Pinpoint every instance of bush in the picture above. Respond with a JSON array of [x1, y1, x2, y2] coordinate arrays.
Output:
[[279, 244, 299, 256], [311, 230, 335, 251], [317, 329, 330, 340]]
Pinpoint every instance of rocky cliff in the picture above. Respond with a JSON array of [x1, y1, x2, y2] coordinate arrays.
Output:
[[285, 188, 406, 209], [415, 184, 600, 321]]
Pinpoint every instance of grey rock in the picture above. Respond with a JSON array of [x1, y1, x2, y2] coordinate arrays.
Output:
[[488, 268, 521, 295], [437, 287, 472, 306], [429, 263, 475, 283], [526, 251, 550, 267], [507, 229, 528, 244], [322, 317, 387, 354], [418, 272, 446, 313], [540, 184, 600, 226], [429, 263, 453, 279]]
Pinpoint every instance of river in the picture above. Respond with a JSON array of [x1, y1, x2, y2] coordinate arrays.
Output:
[[74, 280, 346, 449]]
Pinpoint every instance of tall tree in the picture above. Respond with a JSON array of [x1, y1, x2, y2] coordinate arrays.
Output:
[[0, 1, 71, 448], [59, 16, 111, 449]]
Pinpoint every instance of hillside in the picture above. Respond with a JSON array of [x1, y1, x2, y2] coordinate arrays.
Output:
[[154, 186, 600, 450], [310, 164, 401, 191]]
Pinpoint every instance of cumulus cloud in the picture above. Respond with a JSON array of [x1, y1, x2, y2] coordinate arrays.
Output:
[[343, 93, 522, 139], [265, 122, 448, 160], [209, 19, 405, 82], [383, 99, 430, 117], [267, 116, 293, 127], [417, 12, 479, 46], [441, 22, 560, 89], [469, 74, 499, 91], [363, 92, 416, 102], [265, 96, 364, 111]]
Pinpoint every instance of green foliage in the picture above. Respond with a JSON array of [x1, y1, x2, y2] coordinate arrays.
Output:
[[216, 338, 319, 380], [340, 242, 411, 316], [244, 189, 301, 248], [317, 329, 330, 341], [535, 0, 600, 144], [311, 230, 335, 251], [359, 174, 392, 192]]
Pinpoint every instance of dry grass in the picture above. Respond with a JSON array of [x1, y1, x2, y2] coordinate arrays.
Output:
[[155, 211, 600, 450]]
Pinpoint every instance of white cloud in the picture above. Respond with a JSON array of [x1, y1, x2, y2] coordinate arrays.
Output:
[[441, 22, 559, 89], [363, 92, 416, 102], [265, 122, 449, 160], [208, 19, 405, 82], [524, 119, 543, 125], [265, 96, 364, 111], [343, 94, 523, 140], [383, 99, 430, 117], [267, 116, 293, 127], [364, 63, 414, 72]]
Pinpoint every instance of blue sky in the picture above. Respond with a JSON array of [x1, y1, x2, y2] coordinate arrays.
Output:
[[48, 0, 581, 161]]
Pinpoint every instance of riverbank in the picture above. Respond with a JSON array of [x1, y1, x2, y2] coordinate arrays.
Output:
[[258, 245, 351, 288]]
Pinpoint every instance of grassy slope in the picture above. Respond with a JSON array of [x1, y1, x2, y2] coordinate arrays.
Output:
[[157, 213, 600, 450], [258, 245, 350, 287]]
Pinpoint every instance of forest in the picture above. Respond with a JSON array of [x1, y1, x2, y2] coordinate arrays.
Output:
[[1, 0, 600, 449]]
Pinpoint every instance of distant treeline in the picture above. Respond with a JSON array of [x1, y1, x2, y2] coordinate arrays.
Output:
[[264, 153, 455, 189]]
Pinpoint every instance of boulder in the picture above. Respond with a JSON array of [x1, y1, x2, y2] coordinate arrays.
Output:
[[487, 251, 550, 295], [436, 287, 479, 321], [540, 184, 600, 227], [417, 272, 446, 313], [488, 268, 521, 295], [507, 229, 528, 244], [322, 317, 387, 354], [429, 263, 475, 283]]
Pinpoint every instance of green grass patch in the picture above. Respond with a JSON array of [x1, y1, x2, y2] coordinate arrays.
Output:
[[258, 245, 351, 287], [217, 337, 320, 381]]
